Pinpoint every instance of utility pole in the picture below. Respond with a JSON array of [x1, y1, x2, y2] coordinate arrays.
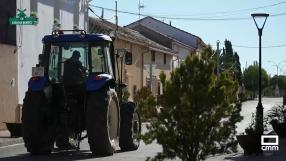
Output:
[[138, 0, 144, 20], [115, 1, 118, 37], [139, 0, 141, 20], [216, 40, 221, 76], [149, 62, 152, 92], [101, 8, 104, 19]]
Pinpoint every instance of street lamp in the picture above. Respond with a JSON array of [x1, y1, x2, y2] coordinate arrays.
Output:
[[268, 61, 286, 97], [251, 13, 269, 134]]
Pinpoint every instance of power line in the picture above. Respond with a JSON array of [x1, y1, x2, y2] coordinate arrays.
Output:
[[89, 7, 115, 21], [219, 42, 286, 49], [143, 0, 286, 18], [89, 4, 286, 21]]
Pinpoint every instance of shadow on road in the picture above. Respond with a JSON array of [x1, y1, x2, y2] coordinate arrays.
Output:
[[224, 153, 273, 161], [0, 150, 114, 161]]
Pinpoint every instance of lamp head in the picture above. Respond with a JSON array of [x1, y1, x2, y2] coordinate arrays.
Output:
[[251, 13, 269, 18], [251, 13, 269, 32]]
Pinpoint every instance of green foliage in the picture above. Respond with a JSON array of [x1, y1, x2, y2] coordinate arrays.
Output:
[[238, 89, 254, 101], [270, 75, 286, 90], [122, 88, 130, 102], [133, 87, 157, 121], [243, 62, 269, 95], [219, 40, 242, 86], [266, 105, 286, 123], [244, 113, 258, 135], [142, 46, 242, 161]]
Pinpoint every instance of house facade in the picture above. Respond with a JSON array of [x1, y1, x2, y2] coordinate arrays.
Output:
[[89, 17, 175, 99], [0, 0, 88, 129], [126, 16, 205, 68]]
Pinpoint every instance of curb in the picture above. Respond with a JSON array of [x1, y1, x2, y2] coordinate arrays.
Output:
[[0, 137, 24, 148]]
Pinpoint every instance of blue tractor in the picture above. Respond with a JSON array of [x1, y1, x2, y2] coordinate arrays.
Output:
[[21, 30, 141, 155]]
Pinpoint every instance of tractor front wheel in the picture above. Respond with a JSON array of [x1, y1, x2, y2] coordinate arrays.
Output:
[[119, 102, 141, 151]]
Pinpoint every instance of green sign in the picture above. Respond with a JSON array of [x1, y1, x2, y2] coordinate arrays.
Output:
[[9, 9, 38, 25]]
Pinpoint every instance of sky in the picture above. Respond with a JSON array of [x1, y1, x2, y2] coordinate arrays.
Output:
[[90, 0, 286, 76]]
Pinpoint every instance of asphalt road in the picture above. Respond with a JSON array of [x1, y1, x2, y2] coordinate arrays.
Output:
[[0, 97, 283, 161], [0, 139, 165, 161]]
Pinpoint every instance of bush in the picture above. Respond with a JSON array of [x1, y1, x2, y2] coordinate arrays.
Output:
[[142, 46, 242, 161], [133, 87, 157, 122]]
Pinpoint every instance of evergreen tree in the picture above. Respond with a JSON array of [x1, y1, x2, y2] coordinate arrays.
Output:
[[142, 46, 242, 161], [243, 62, 269, 97], [219, 40, 242, 85], [220, 40, 234, 70], [133, 87, 157, 121], [233, 52, 242, 85]]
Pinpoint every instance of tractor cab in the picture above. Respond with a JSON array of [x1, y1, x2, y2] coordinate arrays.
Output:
[[38, 30, 115, 88], [32, 30, 132, 94]]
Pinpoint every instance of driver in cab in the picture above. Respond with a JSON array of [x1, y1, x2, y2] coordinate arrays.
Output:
[[63, 50, 85, 86]]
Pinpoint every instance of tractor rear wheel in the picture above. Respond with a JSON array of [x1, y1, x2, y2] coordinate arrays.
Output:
[[86, 88, 120, 156], [119, 102, 141, 151], [22, 91, 55, 155]]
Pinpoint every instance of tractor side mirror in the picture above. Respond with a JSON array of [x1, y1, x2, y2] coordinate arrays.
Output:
[[125, 52, 132, 65]]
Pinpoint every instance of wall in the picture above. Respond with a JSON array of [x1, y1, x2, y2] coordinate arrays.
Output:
[[0, 44, 18, 129], [114, 38, 173, 100], [114, 39, 145, 100], [17, 0, 88, 104], [143, 50, 172, 96]]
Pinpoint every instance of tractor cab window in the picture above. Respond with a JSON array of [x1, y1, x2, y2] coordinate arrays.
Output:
[[90, 42, 113, 76], [48, 42, 88, 83]]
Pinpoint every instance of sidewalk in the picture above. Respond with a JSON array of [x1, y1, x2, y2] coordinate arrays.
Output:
[[0, 130, 23, 147], [206, 138, 286, 161]]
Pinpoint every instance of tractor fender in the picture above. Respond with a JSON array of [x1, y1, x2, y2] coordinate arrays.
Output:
[[86, 73, 115, 91], [28, 76, 48, 91]]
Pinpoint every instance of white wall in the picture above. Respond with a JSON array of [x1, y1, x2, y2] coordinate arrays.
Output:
[[17, 0, 88, 104], [171, 42, 191, 68]]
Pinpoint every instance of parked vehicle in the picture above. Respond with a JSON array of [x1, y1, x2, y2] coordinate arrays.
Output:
[[21, 30, 141, 155]]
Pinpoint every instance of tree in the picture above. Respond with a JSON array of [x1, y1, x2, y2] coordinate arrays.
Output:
[[270, 75, 286, 91], [243, 62, 269, 97], [219, 40, 242, 85], [233, 52, 242, 85], [142, 46, 242, 161], [220, 40, 234, 70], [133, 87, 157, 121]]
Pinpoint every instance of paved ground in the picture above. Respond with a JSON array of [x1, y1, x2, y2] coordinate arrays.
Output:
[[0, 97, 285, 161], [0, 131, 23, 148]]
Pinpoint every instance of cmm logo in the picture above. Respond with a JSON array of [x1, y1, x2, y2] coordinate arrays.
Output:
[[261, 135, 279, 151]]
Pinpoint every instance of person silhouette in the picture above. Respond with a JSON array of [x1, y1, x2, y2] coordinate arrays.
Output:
[[63, 50, 85, 86]]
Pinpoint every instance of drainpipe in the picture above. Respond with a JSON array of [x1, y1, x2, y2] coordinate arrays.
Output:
[[141, 48, 149, 88]]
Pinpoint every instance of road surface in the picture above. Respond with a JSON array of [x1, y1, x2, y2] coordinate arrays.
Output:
[[0, 97, 283, 161]]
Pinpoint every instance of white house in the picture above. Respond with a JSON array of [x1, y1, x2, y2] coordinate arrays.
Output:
[[127, 16, 205, 68]]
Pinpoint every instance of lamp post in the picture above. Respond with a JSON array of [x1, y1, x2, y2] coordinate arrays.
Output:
[[251, 13, 269, 134], [268, 60, 286, 97]]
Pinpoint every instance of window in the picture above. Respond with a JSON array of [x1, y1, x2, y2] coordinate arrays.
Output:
[[105, 44, 113, 76], [157, 82, 161, 95], [48, 42, 88, 82], [30, 0, 38, 13], [164, 54, 166, 64], [133, 85, 137, 96], [91, 44, 107, 73], [151, 51, 155, 62], [146, 78, 151, 88]]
